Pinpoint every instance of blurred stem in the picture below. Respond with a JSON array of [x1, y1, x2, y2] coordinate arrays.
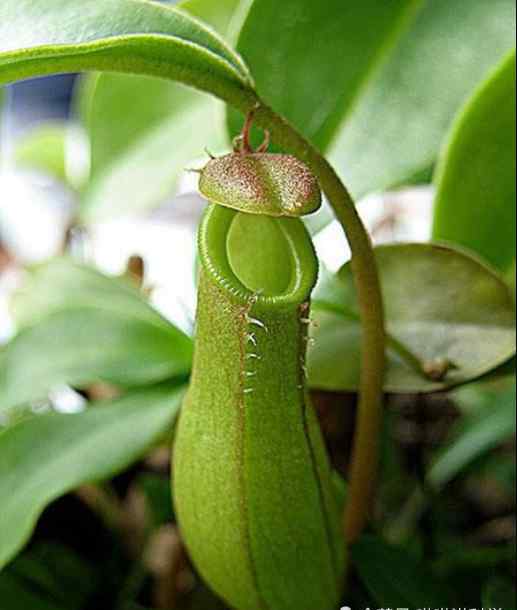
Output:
[[245, 98, 386, 545], [384, 484, 427, 544]]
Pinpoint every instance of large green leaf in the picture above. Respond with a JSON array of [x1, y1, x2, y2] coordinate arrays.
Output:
[[352, 535, 454, 607], [1, 260, 192, 410], [80, 0, 241, 178], [0, 0, 253, 98], [74, 0, 242, 221], [0, 384, 185, 570], [228, 0, 418, 151], [229, 0, 515, 200], [329, 0, 516, 198], [433, 51, 516, 272], [308, 244, 516, 393]]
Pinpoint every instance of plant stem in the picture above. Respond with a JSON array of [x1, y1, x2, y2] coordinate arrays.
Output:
[[245, 100, 386, 544]]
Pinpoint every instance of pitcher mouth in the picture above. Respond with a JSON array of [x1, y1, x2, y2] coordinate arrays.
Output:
[[198, 203, 318, 307]]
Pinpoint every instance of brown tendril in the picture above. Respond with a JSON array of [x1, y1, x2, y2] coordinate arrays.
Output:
[[233, 105, 271, 155]]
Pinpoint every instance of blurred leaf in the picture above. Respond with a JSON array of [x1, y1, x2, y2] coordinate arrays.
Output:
[[476, 452, 516, 495], [0, 384, 185, 570], [386, 378, 516, 544], [228, 0, 418, 151], [483, 578, 516, 609], [429, 382, 516, 488], [434, 544, 515, 577], [0, 1, 253, 98], [14, 122, 68, 184], [230, 0, 515, 202], [0, 572, 66, 610], [137, 473, 175, 528], [3, 542, 97, 610], [0, 310, 191, 410], [433, 51, 516, 273], [80, 94, 223, 222], [12, 258, 173, 328], [1, 260, 192, 410], [75, 0, 242, 221], [186, 585, 230, 610], [308, 244, 516, 393], [352, 535, 454, 607]]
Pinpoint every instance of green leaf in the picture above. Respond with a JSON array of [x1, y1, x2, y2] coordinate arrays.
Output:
[[433, 51, 516, 273], [1, 259, 192, 410], [429, 382, 516, 488], [0, 384, 185, 570], [329, 0, 516, 199], [352, 535, 454, 607], [137, 473, 174, 528], [80, 88, 223, 222], [78, 0, 241, 179], [3, 543, 98, 610], [14, 121, 68, 184], [0, 572, 66, 610], [228, 0, 419, 151], [12, 258, 173, 328], [483, 578, 516, 610], [0, 1, 253, 99], [308, 244, 516, 393], [229, 0, 515, 201], [74, 0, 243, 221]]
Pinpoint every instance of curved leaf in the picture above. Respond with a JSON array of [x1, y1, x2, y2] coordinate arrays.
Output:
[[352, 535, 454, 607], [0, 385, 185, 571], [12, 258, 177, 330], [1, 260, 193, 410], [73, 0, 242, 221], [79, 0, 242, 179], [433, 51, 516, 272], [308, 244, 516, 393], [429, 381, 516, 488], [0, 0, 253, 101]]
